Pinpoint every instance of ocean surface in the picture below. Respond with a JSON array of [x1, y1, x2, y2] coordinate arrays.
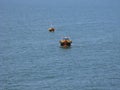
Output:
[[0, 0, 120, 90]]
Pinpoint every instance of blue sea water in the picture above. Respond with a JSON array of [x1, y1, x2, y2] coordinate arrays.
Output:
[[0, 0, 120, 90]]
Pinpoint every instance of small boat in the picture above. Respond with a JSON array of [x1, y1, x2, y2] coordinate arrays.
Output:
[[48, 27, 55, 32], [59, 37, 72, 48]]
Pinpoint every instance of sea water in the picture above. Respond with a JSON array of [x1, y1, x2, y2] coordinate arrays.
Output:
[[0, 0, 120, 90]]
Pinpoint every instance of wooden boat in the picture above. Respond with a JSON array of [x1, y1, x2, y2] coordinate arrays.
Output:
[[48, 27, 55, 32], [59, 37, 72, 48]]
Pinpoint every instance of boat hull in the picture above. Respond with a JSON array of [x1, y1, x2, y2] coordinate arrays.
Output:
[[48, 27, 55, 32], [59, 40, 72, 48]]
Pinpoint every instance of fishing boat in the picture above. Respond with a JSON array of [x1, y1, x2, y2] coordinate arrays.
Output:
[[48, 27, 55, 32], [59, 37, 72, 48], [48, 24, 55, 32]]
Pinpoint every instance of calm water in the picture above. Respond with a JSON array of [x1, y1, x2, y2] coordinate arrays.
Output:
[[0, 0, 120, 90]]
